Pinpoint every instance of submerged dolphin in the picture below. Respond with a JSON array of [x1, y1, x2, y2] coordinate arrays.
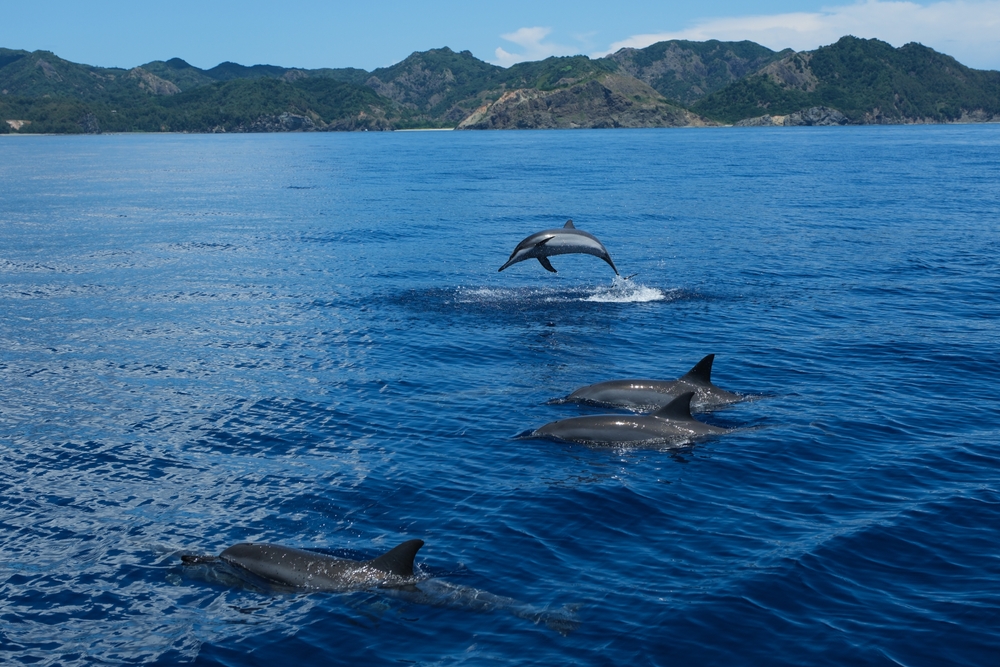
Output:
[[532, 391, 728, 447], [557, 354, 742, 412], [181, 539, 423, 592], [384, 578, 580, 636], [498, 220, 618, 275]]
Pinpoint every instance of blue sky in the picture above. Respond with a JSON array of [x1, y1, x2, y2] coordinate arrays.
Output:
[[3, 1, 999, 71]]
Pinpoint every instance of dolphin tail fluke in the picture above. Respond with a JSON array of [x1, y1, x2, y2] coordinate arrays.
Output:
[[538, 256, 557, 273], [680, 354, 715, 386], [651, 391, 695, 421], [563, 220, 575, 229], [370, 539, 424, 577]]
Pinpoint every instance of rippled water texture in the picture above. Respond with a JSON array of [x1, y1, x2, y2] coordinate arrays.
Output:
[[1, 127, 999, 666]]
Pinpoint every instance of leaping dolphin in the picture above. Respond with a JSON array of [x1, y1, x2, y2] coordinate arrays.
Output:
[[181, 539, 423, 592], [555, 354, 743, 412], [531, 391, 729, 447], [498, 220, 618, 275]]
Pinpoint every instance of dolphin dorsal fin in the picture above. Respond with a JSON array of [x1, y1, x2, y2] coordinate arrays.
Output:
[[369, 539, 424, 577], [651, 392, 695, 421], [680, 354, 715, 386], [563, 220, 575, 229]]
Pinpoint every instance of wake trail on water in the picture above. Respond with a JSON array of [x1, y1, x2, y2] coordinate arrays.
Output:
[[455, 276, 671, 306]]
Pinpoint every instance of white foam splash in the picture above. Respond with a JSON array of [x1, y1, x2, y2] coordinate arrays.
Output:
[[583, 277, 668, 303], [454, 279, 670, 305]]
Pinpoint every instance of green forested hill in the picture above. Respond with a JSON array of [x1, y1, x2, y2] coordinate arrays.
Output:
[[153, 77, 399, 131], [607, 39, 791, 105], [366, 47, 505, 121], [0, 76, 401, 133], [2, 36, 999, 133], [139, 57, 371, 90], [0, 48, 173, 101], [692, 36, 1000, 123], [136, 58, 218, 90]]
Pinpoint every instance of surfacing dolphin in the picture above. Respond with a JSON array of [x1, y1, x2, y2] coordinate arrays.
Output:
[[180, 539, 580, 634], [555, 354, 742, 413], [532, 391, 729, 447], [181, 539, 423, 592], [498, 220, 618, 275]]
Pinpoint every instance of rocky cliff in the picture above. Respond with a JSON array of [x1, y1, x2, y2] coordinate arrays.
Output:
[[457, 74, 713, 129]]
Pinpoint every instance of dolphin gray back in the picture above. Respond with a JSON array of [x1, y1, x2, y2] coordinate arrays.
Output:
[[498, 219, 618, 274], [218, 539, 424, 590]]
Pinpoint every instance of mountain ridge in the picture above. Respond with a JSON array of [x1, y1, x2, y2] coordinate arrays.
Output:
[[2, 37, 999, 133]]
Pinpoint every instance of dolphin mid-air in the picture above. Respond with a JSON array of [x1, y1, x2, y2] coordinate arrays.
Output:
[[181, 539, 423, 592], [555, 354, 743, 412], [498, 220, 618, 275], [531, 391, 729, 447]]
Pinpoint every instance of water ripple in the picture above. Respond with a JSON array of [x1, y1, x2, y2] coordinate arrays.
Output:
[[1, 127, 999, 665]]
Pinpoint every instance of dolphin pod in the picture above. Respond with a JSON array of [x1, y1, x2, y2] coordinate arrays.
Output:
[[176, 210, 754, 639], [181, 539, 423, 592], [557, 354, 743, 413], [531, 391, 729, 447], [498, 220, 618, 275]]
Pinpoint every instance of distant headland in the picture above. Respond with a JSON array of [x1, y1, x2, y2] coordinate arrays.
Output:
[[2, 36, 999, 134]]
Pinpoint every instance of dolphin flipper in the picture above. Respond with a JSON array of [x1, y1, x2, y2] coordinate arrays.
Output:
[[369, 539, 424, 577], [538, 256, 557, 273], [680, 354, 715, 385]]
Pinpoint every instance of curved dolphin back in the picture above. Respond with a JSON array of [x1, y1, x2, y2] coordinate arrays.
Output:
[[650, 391, 696, 421], [369, 539, 424, 577], [498, 219, 617, 274]]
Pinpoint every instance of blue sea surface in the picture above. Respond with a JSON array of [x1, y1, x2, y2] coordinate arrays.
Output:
[[1, 126, 999, 666]]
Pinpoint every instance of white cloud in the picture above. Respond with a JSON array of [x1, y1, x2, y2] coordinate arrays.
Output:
[[494, 26, 578, 67], [599, 1, 1000, 70]]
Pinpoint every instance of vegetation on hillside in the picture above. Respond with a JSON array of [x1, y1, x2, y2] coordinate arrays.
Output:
[[503, 55, 617, 91], [608, 39, 791, 105], [693, 36, 1000, 123], [2, 36, 999, 133]]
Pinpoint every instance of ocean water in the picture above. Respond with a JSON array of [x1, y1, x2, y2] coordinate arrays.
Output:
[[1, 126, 998, 666]]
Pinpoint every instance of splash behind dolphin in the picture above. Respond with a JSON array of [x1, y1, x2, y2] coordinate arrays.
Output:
[[498, 220, 618, 275], [558, 354, 743, 412], [532, 391, 728, 447]]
